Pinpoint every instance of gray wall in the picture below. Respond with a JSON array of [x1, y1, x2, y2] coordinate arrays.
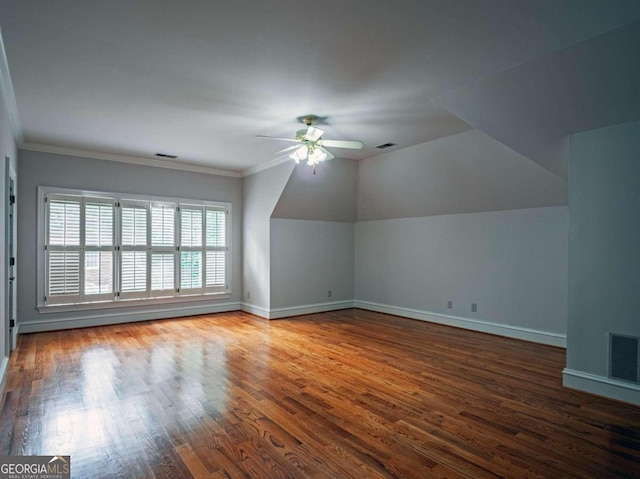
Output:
[[17, 150, 242, 327], [242, 162, 294, 312], [567, 120, 640, 380], [269, 159, 357, 312], [270, 219, 354, 309], [354, 129, 569, 339], [356, 207, 568, 335], [1, 72, 18, 371]]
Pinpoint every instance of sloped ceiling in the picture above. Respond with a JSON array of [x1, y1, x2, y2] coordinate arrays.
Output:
[[1, 0, 639, 174], [272, 159, 358, 222], [357, 130, 568, 221], [434, 20, 640, 179]]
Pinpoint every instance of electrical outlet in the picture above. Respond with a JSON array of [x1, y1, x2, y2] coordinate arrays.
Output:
[[471, 303, 478, 312], [328, 290, 332, 298], [246, 291, 250, 300], [447, 300, 453, 309]]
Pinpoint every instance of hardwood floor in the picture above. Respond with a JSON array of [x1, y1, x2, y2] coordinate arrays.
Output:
[[1, 309, 639, 478]]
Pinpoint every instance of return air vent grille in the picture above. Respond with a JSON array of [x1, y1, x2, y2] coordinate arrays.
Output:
[[609, 334, 640, 383], [375, 142, 397, 149]]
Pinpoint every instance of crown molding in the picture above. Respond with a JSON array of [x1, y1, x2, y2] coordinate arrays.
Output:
[[19, 141, 243, 178], [241, 155, 291, 177], [0, 28, 23, 144]]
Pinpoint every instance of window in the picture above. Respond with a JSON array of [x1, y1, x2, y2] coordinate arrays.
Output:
[[41, 188, 230, 308]]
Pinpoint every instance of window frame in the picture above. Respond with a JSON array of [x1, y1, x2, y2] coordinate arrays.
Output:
[[37, 186, 232, 312]]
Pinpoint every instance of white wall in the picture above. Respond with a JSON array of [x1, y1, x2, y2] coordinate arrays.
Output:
[[17, 150, 242, 330], [355, 207, 568, 344], [242, 162, 294, 314], [564, 120, 640, 405], [270, 219, 354, 313]]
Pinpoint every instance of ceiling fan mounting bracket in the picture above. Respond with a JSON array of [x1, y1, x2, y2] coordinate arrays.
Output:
[[299, 115, 319, 126]]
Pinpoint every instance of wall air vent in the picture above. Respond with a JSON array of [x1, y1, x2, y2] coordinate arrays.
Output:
[[155, 153, 178, 159], [375, 142, 397, 149], [609, 333, 640, 383]]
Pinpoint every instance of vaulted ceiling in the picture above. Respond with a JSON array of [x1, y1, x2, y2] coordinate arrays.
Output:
[[1, 0, 639, 176]]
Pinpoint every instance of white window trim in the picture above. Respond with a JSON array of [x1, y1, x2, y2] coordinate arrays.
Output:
[[37, 186, 232, 312]]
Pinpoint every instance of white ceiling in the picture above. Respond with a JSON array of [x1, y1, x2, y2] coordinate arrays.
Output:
[[1, 0, 639, 174]]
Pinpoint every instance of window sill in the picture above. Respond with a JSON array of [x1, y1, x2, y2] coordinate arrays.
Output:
[[37, 292, 232, 314]]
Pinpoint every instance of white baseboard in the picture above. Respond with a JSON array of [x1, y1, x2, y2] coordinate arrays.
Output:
[[11, 322, 18, 350], [19, 302, 242, 333], [269, 300, 355, 319], [241, 300, 354, 319], [0, 355, 9, 408], [563, 368, 640, 406], [354, 300, 566, 347], [241, 302, 270, 318]]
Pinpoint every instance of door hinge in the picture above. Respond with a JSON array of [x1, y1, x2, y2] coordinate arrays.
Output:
[[9, 195, 15, 205], [9, 257, 15, 266], [9, 320, 14, 328]]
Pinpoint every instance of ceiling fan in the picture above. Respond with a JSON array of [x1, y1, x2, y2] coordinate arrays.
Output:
[[257, 115, 363, 173]]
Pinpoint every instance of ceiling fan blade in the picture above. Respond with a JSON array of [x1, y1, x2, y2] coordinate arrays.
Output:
[[305, 126, 324, 141], [273, 144, 300, 156], [319, 146, 335, 161], [256, 135, 300, 143], [320, 139, 363, 149]]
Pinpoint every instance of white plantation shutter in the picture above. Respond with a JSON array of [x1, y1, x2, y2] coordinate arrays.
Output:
[[46, 196, 116, 304], [121, 251, 147, 293], [120, 201, 150, 299], [206, 251, 225, 287], [46, 196, 82, 304], [206, 209, 226, 247], [49, 198, 80, 246], [121, 204, 147, 246], [151, 253, 174, 294], [85, 202, 113, 247], [149, 202, 177, 296], [181, 207, 202, 247], [152, 203, 175, 246], [48, 250, 80, 295], [205, 207, 227, 292], [41, 188, 231, 308], [178, 205, 203, 294], [84, 199, 115, 301]]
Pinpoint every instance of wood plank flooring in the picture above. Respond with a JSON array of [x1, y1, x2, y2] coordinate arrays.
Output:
[[1, 309, 639, 478]]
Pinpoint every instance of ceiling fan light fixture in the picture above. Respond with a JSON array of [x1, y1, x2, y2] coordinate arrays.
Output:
[[290, 145, 308, 163], [260, 114, 362, 173], [307, 147, 327, 165]]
